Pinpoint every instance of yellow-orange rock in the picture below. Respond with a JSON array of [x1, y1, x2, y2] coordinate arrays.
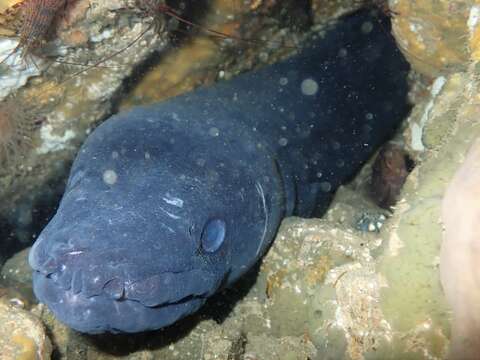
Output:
[[389, 0, 470, 77], [0, 301, 52, 360], [0, 0, 21, 14]]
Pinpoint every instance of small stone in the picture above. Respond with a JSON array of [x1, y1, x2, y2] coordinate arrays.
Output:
[[0, 301, 52, 360], [1, 247, 32, 288], [244, 334, 317, 359]]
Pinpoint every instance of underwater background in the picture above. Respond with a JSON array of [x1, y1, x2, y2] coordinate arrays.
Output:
[[0, 0, 478, 359]]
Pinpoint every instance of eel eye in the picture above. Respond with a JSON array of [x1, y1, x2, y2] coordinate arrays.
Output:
[[200, 218, 226, 253]]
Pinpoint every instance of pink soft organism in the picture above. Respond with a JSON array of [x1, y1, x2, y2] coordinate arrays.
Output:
[[441, 138, 480, 360]]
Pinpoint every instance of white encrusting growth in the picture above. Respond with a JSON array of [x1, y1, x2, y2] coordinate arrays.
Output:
[[37, 123, 76, 154], [0, 38, 43, 100], [90, 28, 114, 43], [410, 76, 446, 151], [468, 5, 480, 38]]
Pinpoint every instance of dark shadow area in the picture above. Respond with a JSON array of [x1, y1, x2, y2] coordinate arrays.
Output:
[[0, 173, 66, 266], [270, 0, 312, 32], [166, 0, 214, 45], [0, 218, 19, 266]]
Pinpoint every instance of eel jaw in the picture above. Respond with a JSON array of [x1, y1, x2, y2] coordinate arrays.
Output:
[[32, 270, 209, 334], [29, 242, 226, 333]]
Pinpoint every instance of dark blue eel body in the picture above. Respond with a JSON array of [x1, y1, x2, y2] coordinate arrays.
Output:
[[29, 11, 410, 333]]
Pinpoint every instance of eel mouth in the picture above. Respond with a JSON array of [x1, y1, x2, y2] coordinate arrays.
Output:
[[32, 270, 207, 334], [29, 244, 224, 333]]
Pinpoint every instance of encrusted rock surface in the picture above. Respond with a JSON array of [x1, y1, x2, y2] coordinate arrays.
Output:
[[0, 300, 52, 360], [377, 63, 480, 360], [388, 0, 480, 79]]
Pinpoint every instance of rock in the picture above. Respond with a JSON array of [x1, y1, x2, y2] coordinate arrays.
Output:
[[0, 301, 52, 360], [244, 334, 317, 360], [260, 216, 387, 360], [1, 247, 31, 287], [440, 139, 480, 360], [375, 39, 480, 357], [1, 247, 34, 304], [389, 0, 470, 77], [31, 304, 76, 360]]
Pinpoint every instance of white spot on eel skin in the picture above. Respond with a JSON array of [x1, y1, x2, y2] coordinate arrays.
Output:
[[301, 78, 319, 96], [163, 193, 184, 208], [159, 206, 180, 220], [103, 169, 118, 185], [67, 251, 84, 256]]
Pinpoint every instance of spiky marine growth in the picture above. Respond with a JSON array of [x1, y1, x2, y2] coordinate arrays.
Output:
[[0, 0, 67, 65], [0, 96, 37, 170]]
